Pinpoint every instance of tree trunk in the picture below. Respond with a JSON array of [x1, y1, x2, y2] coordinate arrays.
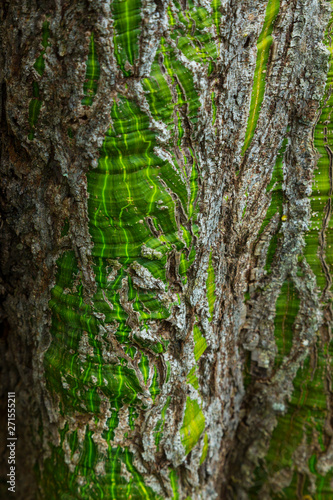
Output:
[[1, 0, 333, 498]]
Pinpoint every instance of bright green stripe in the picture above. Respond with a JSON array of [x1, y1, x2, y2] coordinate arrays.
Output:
[[187, 366, 199, 389], [167, 5, 176, 26], [212, 0, 221, 41], [188, 148, 199, 218], [169, 469, 179, 500], [211, 91, 217, 128], [304, 5, 333, 291], [82, 32, 100, 106], [242, 0, 280, 154], [200, 432, 209, 465], [138, 353, 149, 384], [124, 448, 151, 500], [149, 365, 160, 402], [193, 325, 207, 362]]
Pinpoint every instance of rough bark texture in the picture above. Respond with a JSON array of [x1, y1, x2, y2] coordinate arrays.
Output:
[[1, 0, 333, 498]]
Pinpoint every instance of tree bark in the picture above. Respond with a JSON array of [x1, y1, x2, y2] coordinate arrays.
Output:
[[0, 0, 332, 498]]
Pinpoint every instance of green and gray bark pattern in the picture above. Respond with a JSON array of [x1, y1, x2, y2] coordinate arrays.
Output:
[[1, 0, 333, 499]]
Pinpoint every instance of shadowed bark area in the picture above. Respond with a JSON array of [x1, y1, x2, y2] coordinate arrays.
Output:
[[0, 0, 333, 499]]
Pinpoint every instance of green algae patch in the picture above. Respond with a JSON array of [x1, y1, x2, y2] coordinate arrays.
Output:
[[149, 365, 160, 402], [82, 32, 100, 106], [169, 2, 218, 65], [274, 280, 300, 367], [206, 251, 216, 322], [200, 432, 209, 465], [138, 352, 149, 384], [113, 0, 141, 76], [193, 324, 207, 362], [212, 0, 222, 51], [44, 250, 144, 415], [180, 397, 205, 455], [249, 338, 333, 498], [87, 97, 186, 273], [258, 136, 288, 273], [242, 0, 280, 154], [42, 2, 215, 492], [187, 366, 199, 390], [40, 433, 162, 500], [144, 37, 201, 135]]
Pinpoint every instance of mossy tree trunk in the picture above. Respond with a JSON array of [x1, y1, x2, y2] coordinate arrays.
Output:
[[1, 0, 333, 498]]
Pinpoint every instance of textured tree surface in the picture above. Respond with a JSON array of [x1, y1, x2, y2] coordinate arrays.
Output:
[[1, 0, 333, 498]]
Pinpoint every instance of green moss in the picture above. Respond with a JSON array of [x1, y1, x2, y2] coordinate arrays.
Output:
[[200, 432, 209, 465], [169, 469, 179, 500], [193, 324, 207, 362]]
